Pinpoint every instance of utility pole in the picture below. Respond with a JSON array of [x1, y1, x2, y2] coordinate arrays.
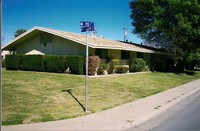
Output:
[[123, 28, 127, 42]]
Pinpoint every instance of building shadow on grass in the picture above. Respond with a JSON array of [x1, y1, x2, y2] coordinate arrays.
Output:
[[184, 70, 196, 76], [173, 70, 196, 76], [62, 89, 85, 111]]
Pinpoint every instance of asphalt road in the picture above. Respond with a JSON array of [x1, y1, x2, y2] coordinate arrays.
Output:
[[129, 90, 200, 131]]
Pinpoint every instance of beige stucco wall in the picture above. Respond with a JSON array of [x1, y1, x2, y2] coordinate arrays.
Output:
[[130, 52, 137, 59], [53, 36, 85, 55], [16, 36, 41, 54], [89, 48, 95, 56], [16, 34, 86, 56], [108, 49, 121, 59]]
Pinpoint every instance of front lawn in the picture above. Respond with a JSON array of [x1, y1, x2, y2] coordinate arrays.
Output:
[[2, 69, 200, 125]]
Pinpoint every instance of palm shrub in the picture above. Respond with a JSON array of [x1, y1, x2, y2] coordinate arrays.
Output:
[[88, 56, 101, 75]]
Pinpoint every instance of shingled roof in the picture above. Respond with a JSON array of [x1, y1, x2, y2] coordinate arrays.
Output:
[[2, 26, 159, 53]]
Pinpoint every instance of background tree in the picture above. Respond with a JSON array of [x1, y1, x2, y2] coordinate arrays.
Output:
[[129, 0, 200, 64], [14, 29, 27, 38]]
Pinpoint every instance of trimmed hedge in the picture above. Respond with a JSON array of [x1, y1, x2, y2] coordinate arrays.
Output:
[[130, 58, 146, 72], [5, 54, 85, 75], [2, 59, 6, 68], [5, 55, 19, 70], [18, 55, 45, 71], [67, 56, 85, 75], [45, 55, 66, 73]]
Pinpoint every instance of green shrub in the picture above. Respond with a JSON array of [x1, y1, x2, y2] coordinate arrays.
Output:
[[108, 59, 120, 74], [115, 65, 129, 74], [18, 55, 45, 71], [44, 55, 66, 73], [5, 55, 19, 70], [2, 59, 5, 68], [97, 64, 110, 75], [185, 49, 200, 70], [5, 54, 86, 75], [88, 56, 101, 75], [130, 58, 146, 72], [67, 56, 85, 75]]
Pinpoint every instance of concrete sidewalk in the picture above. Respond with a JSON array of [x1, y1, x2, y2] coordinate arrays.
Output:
[[2, 79, 200, 131]]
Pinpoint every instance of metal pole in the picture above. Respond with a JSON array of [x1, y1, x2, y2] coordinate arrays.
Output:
[[85, 30, 89, 112], [123, 28, 127, 42]]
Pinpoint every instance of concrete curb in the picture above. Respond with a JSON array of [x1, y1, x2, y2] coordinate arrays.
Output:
[[117, 81, 200, 130]]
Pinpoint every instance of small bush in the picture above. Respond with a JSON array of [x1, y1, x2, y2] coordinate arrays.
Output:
[[44, 55, 66, 73], [18, 55, 45, 71], [5, 55, 19, 70], [130, 58, 146, 72], [108, 59, 120, 74], [88, 56, 101, 75], [97, 64, 110, 75], [67, 56, 85, 75], [115, 66, 129, 74]]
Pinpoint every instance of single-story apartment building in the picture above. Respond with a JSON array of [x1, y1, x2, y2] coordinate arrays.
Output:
[[2, 26, 168, 65]]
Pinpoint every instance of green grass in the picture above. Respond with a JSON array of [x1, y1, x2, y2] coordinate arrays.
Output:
[[2, 69, 200, 125]]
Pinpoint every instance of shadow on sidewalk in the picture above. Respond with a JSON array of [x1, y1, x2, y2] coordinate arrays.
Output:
[[62, 89, 85, 111]]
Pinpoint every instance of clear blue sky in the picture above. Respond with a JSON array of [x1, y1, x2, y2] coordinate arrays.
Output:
[[2, 0, 143, 45]]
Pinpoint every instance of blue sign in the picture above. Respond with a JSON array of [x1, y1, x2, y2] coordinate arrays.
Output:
[[80, 21, 94, 32]]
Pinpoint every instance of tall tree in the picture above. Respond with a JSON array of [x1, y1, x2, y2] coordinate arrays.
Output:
[[129, 0, 200, 59], [14, 29, 27, 38]]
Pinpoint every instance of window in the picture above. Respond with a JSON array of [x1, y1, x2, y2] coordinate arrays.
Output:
[[95, 49, 108, 59], [137, 52, 143, 58], [121, 50, 130, 59]]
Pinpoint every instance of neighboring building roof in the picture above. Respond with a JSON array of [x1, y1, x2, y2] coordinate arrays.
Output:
[[25, 49, 44, 55], [1, 50, 10, 59], [2, 26, 160, 54]]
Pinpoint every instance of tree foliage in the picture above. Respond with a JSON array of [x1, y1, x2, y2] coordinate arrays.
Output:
[[186, 48, 200, 69], [130, 0, 200, 58], [14, 29, 27, 38]]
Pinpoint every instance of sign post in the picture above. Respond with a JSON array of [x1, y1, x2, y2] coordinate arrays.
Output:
[[80, 21, 94, 112]]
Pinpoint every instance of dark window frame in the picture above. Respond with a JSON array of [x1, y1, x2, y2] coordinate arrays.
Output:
[[95, 49, 108, 59], [137, 52, 143, 58], [121, 50, 130, 59]]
